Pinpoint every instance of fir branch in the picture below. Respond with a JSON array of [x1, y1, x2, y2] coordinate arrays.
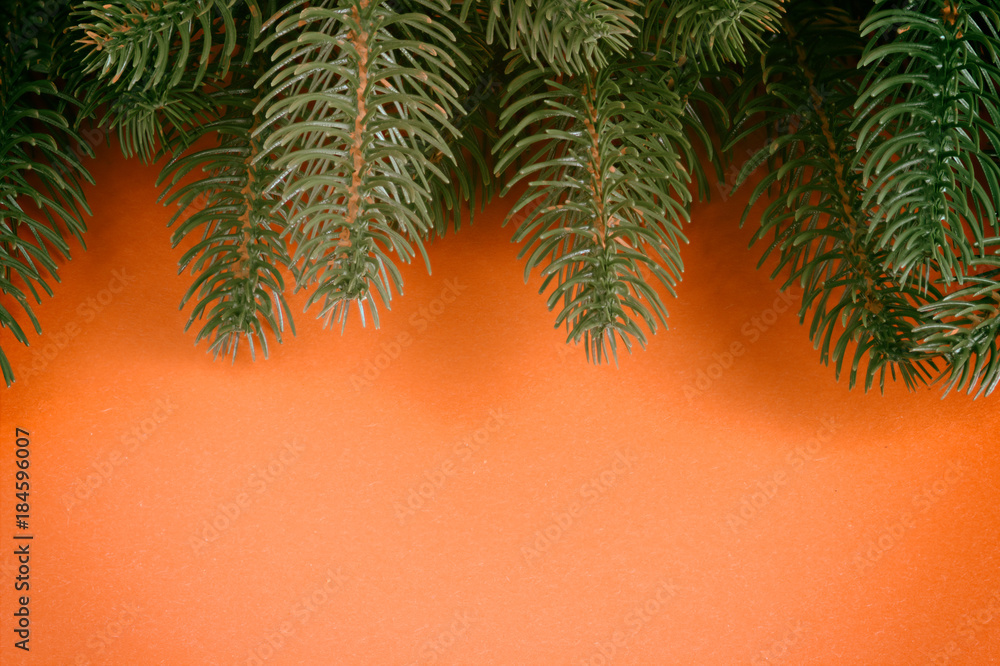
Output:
[[728, 1, 940, 392], [75, 76, 220, 163], [0, 21, 95, 386], [70, 0, 265, 163], [254, 0, 469, 331], [389, 0, 500, 237], [495, 59, 690, 363], [74, 0, 263, 91], [3, 0, 996, 394], [156, 71, 294, 361], [486, 0, 642, 76], [643, 0, 786, 67], [665, 60, 731, 203], [914, 256, 1000, 396], [854, 0, 1000, 289]]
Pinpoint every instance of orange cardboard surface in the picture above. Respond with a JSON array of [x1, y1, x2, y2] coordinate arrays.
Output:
[[1, 145, 999, 665]]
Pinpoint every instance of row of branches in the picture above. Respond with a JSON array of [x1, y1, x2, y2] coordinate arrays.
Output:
[[1, 0, 999, 398]]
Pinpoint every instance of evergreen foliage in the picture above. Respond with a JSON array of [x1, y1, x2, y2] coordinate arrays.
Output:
[[727, 1, 942, 393], [495, 57, 691, 363], [1, 0, 999, 399], [1, 2, 94, 383], [156, 65, 295, 361]]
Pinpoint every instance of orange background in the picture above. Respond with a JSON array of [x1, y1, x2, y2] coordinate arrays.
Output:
[[1, 140, 999, 665]]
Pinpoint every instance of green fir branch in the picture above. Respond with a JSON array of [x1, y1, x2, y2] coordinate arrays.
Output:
[[0, 5, 95, 386], [643, 0, 785, 67], [74, 0, 262, 92], [854, 0, 1000, 289], [156, 69, 294, 361], [390, 0, 500, 237], [728, 1, 940, 393], [486, 0, 642, 76], [70, 0, 265, 163], [1, 0, 997, 395], [254, 0, 470, 331], [495, 59, 690, 363], [914, 256, 1000, 397]]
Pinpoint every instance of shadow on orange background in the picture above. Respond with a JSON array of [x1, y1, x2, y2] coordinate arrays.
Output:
[[1, 140, 999, 666]]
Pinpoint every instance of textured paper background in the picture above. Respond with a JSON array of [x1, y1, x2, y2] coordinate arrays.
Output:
[[1, 142, 998, 665]]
